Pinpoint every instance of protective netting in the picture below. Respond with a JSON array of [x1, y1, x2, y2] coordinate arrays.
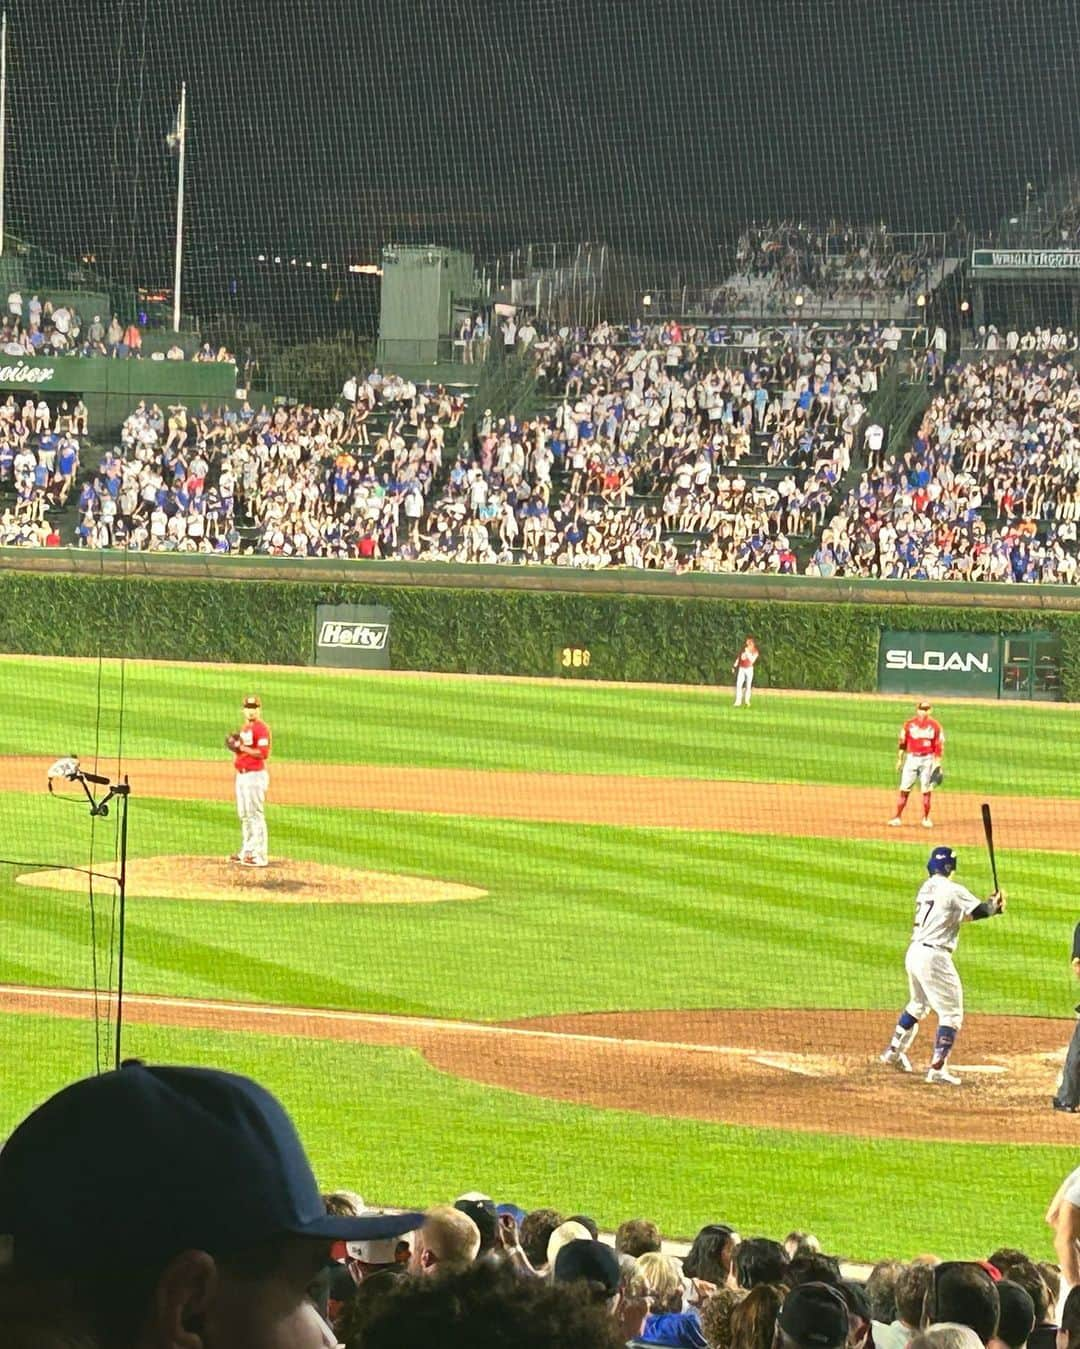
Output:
[[4, 0, 1080, 336], [4, 0, 1080, 1275]]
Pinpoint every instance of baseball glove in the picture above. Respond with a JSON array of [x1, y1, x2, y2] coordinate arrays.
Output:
[[225, 733, 242, 752], [929, 765, 944, 787]]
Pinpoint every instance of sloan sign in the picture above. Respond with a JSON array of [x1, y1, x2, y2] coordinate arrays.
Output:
[[878, 630, 998, 696], [313, 604, 391, 669]]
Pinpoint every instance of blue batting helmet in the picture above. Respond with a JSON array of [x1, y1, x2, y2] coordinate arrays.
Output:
[[927, 846, 958, 876]]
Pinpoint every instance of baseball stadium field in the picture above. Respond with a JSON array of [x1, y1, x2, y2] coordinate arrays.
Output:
[[3, 653, 1080, 1262]]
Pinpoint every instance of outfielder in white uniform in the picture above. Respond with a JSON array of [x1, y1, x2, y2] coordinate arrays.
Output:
[[733, 637, 759, 707], [880, 846, 1005, 1085]]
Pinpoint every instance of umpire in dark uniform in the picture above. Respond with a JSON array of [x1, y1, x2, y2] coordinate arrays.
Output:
[[1053, 922, 1080, 1112]]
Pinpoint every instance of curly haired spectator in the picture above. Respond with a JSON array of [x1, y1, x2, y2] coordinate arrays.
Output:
[[619, 1220, 664, 1258], [519, 1208, 565, 1273], [349, 1258, 626, 1349], [700, 1287, 748, 1349]]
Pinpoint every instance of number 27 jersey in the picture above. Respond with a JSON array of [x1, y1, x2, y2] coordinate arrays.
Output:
[[908, 873, 982, 951]]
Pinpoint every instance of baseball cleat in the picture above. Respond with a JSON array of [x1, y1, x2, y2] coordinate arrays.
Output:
[[1053, 1098, 1080, 1113], [888, 817, 902, 827], [228, 853, 246, 864], [880, 1050, 913, 1073], [921, 818, 933, 828], [926, 1065, 961, 1086], [246, 857, 269, 868]]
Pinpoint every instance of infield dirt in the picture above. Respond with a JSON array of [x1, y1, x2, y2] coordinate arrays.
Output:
[[5, 757, 1079, 851], [0, 985, 1071, 1145]]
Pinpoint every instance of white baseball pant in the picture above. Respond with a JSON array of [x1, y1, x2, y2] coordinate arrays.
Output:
[[900, 753, 936, 792], [904, 942, 964, 1028], [735, 667, 754, 706], [235, 769, 269, 863]]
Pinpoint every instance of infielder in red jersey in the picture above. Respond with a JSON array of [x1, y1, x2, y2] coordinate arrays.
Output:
[[889, 699, 944, 829], [227, 694, 271, 867]]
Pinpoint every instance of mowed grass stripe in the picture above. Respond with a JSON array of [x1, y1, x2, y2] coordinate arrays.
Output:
[[2, 656, 1078, 795], [0, 1011, 1068, 1262], [1, 797, 1072, 1020]]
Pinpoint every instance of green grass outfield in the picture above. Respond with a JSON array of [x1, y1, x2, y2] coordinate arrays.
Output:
[[2, 656, 1079, 1260]]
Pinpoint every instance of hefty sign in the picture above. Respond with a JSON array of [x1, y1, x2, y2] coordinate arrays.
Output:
[[318, 620, 388, 650], [313, 605, 391, 668]]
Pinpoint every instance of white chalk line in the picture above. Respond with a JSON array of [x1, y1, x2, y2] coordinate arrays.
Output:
[[0, 986, 1019, 1080], [0, 983, 764, 1059]]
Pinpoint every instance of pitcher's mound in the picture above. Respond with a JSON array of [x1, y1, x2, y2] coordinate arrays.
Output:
[[17, 856, 488, 905]]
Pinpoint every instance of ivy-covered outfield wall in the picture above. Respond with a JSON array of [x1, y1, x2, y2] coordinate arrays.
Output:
[[3, 570, 1080, 699]]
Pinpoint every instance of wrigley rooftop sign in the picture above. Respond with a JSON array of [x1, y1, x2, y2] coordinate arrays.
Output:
[[971, 248, 1080, 271]]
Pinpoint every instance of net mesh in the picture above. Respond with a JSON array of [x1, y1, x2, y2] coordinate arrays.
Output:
[[2, 0, 1080, 1269], [4, 0, 1080, 336]]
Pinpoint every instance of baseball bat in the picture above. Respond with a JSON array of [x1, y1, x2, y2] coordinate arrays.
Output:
[[981, 802, 1000, 892]]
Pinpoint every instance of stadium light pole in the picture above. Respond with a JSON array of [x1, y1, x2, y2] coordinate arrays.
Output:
[[172, 81, 187, 332]]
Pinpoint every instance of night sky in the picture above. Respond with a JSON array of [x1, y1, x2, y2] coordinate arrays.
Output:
[[6, 0, 1080, 333]]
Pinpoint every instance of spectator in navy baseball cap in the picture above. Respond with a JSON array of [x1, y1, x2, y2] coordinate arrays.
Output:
[[776, 1282, 851, 1349], [924, 1263, 1001, 1346], [0, 1062, 424, 1348]]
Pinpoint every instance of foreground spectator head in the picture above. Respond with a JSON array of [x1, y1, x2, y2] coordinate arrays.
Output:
[[991, 1281, 1036, 1349], [352, 1258, 626, 1349], [566, 1214, 600, 1240], [617, 1217, 663, 1257], [838, 1280, 873, 1349], [787, 1255, 843, 1288], [867, 1261, 905, 1323], [547, 1221, 593, 1271], [776, 1281, 850, 1349], [990, 1254, 1032, 1279], [733, 1283, 788, 1349], [410, 1204, 481, 1275], [738, 1239, 789, 1290], [701, 1287, 748, 1349], [634, 1250, 686, 1313], [520, 1208, 564, 1271], [685, 1225, 740, 1286], [324, 1190, 366, 1217], [454, 1193, 498, 1254], [898, 1265, 937, 1330], [924, 1263, 1001, 1345], [911, 1326, 987, 1349], [1039, 1266, 1061, 1315], [786, 1233, 823, 1260], [990, 1263, 1048, 1326], [552, 1239, 621, 1302], [0, 1063, 423, 1348], [1059, 1286, 1080, 1349]]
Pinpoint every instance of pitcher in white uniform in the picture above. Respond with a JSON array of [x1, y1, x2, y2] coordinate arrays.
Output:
[[880, 845, 1005, 1085], [229, 694, 271, 868]]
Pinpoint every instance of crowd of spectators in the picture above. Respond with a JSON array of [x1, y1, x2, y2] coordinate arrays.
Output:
[[2, 289, 234, 361], [720, 223, 941, 314], [813, 353, 1080, 581], [2, 1059, 1078, 1349], [971, 327, 1079, 354], [0, 392, 83, 543], [67, 372, 466, 555], [11, 312, 1080, 583]]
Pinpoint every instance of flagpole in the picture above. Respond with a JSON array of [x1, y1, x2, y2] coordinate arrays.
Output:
[[0, 12, 8, 260], [171, 81, 186, 332]]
